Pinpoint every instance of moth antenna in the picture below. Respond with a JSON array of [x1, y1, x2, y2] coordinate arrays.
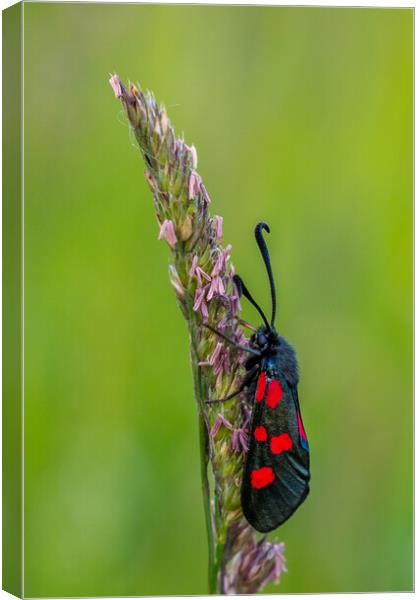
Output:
[[255, 222, 277, 327], [233, 274, 270, 330]]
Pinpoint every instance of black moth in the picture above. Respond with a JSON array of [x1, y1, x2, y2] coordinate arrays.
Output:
[[207, 222, 310, 533]]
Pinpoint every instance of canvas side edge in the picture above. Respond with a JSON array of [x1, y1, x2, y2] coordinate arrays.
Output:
[[2, 2, 23, 597]]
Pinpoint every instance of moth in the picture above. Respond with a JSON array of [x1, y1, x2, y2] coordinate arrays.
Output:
[[207, 222, 310, 533]]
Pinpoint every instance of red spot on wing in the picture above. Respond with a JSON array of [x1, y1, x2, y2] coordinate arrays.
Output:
[[270, 433, 293, 454], [254, 425, 268, 442], [297, 411, 307, 441], [251, 466, 275, 489], [266, 379, 283, 409], [255, 371, 267, 402]]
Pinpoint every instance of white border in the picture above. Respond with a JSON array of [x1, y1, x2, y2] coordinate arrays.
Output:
[[0, 1, 415, 600], [0, 0, 417, 6]]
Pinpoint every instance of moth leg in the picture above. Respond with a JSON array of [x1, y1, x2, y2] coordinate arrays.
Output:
[[237, 318, 257, 332], [205, 386, 245, 404], [203, 323, 260, 356], [206, 366, 258, 404]]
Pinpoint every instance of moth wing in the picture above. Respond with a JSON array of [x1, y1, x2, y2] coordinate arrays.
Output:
[[241, 370, 310, 533]]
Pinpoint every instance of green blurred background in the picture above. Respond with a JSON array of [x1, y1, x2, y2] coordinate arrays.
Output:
[[23, 4, 412, 596]]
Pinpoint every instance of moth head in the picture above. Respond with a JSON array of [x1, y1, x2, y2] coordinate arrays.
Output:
[[252, 326, 278, 352]]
